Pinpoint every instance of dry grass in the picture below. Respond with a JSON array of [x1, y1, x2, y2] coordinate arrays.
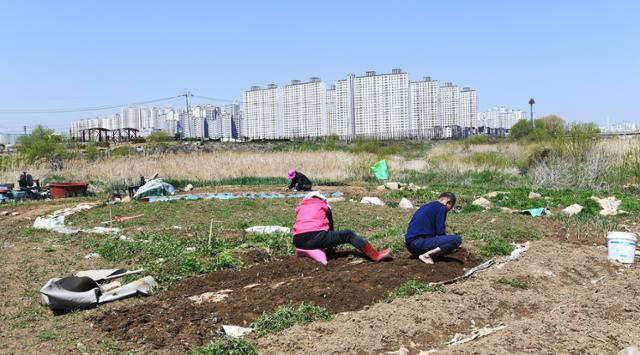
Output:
[[424, 142, 524, 175], [0, 151, 422, 185]]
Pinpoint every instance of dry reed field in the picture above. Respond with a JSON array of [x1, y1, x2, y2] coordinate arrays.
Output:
[[0, 150, 424, 186]]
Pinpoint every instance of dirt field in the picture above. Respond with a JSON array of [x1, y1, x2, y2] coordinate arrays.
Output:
[[1, 186, 638, 354], [94, 249, 480, 350], [257, 239, 640, 354]]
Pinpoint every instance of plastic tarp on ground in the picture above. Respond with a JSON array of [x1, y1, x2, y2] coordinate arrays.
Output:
[[40, 271, 157, 312], [133, 179, 175, 199], [145, 191, 344, 203]]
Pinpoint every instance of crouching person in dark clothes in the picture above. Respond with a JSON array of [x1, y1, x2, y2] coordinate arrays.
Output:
[[286, 169, 313, 192], [293, 191, 391, 262], [405, 192, 462, 264]]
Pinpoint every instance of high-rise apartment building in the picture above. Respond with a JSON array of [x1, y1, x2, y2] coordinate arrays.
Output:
[[243, 84, 281, 139], [353, 69, 410, 136], [282, 77, 327, 137], [459, 87, 477, 128], [477, 106, 526, 129], [410, 76, 439, 130], [334, 75, 356, 137], [439, 83, 459, 127], [121, 107, 140, 129], [326, 86, 337, 135]]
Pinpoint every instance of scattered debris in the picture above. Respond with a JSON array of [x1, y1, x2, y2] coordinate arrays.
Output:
[[495, 242, 530, 267], [10, 211, 19, 216], [185, 247, 196, 252], [381, 346, 409, 355], [407, 183, 419, 192], [183, 184, 194, 192], [528, 191, 542, 199], [245, 226, 291, 234], [243, 283, 260, 289], [33, 203, 119, 235], [121, 195, 132, 203], [84, 253, 100, 260], [592, 196, 623, 215], [519, 208, 550, 217], [326, 196, 345, 203], [384, 182, 401, 190], [376, 185, 386, 190], [484, 191, 508, 198], [115, 214, 144, 222], [102, 281, 122, 292], [271, 281, 287, 289], [0, 210, 9, 216], [398, 198, 414, 209], [446, 325, 507, 346], [76, 268, 144, 282], [189, 289, 233, 304], [133, 179, 175, 199], [472, 197, 491, 209], [222, 325, 252, 338], [40, 273, 156, 312], [360, 197, 385, 206], [34, 214, 121, 235], [562, 203, 584, 216], [618, 346, 640, 355], [171, 225, 183, 230]]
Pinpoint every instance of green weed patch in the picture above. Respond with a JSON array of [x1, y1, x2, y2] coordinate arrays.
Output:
[[497, 277, 529, 289], [253, 303, 332, 337], [390, 280, 444, 299], [191, 337, 260, 355]]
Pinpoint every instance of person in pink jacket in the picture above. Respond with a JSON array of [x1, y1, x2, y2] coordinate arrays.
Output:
[[293, 191, 391, 262]]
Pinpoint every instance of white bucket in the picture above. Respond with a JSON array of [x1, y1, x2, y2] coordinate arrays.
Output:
[[606, 231, 637, 264]]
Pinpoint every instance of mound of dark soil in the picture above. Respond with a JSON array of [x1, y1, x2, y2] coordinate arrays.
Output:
[[93, 249, 481, 349]]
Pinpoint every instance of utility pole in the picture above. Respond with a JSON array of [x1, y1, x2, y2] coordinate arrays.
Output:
[[177, 91, 193, 140], [23, 126, 27, 135]]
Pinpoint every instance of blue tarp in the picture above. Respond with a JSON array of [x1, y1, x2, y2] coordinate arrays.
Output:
[[146, 191, 343, 203]]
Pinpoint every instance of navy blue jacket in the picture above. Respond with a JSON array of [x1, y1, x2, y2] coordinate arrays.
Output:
[[405, 201, 447, 242]]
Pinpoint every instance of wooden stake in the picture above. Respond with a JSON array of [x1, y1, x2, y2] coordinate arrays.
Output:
[[208, 218, 214, 248]]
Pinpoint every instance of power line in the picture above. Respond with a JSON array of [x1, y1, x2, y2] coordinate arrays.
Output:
[[192, 95, 237, 103], [0, 95, 181, 114]]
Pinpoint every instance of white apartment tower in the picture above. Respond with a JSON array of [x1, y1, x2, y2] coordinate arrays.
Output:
[[478, 106, 526, 129], [326, 85, 337, 135], [243, 84, 282, 139], [439, 83, 459, 127], [282, 77, 327, 137], [459, 87, 477, 128], [353, 69, 410, 136], [334, 75, 356, 137], [410, 76, 439, 130], [121, 107, 140, 129]]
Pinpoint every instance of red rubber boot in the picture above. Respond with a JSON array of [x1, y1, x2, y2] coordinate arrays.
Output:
[[361, 243, 391, 262]]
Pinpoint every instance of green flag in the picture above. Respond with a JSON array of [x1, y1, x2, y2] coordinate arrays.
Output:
[[370, 159, 389, 180]]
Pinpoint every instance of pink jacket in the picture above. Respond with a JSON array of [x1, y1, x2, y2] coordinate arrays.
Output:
[[293, 197, 329, 235]]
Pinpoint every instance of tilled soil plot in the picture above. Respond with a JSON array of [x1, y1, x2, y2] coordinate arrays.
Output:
[[93, 249, 481, 350], [257, 240, 640, 354]]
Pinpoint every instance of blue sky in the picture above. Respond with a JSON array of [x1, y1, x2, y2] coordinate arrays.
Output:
[[0, 0, 638, 133]]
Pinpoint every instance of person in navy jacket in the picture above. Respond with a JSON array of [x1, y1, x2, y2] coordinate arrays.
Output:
[[405, 192, 462, 264]]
